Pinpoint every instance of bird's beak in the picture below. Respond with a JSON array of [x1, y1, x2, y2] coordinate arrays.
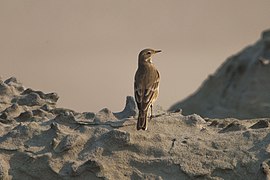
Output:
[[154, 50, 162, 54]]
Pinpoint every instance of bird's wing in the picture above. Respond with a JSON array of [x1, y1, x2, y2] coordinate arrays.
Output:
[[134, 69, 160, 112]]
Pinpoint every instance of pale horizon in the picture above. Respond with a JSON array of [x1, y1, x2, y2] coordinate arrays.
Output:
[[1, 1, 270, 112]]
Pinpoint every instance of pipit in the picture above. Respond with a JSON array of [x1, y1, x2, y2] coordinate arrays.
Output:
[[134, 48, 161, 130]]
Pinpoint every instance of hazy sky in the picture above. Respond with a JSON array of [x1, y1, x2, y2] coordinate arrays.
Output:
[[1, 0, 270, 112]]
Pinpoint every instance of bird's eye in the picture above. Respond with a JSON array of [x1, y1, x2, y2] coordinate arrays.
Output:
[[147, 51, 151, 55]]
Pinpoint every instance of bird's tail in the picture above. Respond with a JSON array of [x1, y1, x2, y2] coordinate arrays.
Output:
[[137, 111, 148, 130]]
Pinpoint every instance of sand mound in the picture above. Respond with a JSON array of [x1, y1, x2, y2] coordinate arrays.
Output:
[[0, 77, 270, 179], [170, 29, 270, 119]]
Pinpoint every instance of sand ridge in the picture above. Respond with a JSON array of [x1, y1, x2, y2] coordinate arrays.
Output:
[[170, 29, 270, 120]]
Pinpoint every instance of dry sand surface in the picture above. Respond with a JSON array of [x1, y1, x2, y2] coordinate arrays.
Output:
[[0, 77, 270, 180]]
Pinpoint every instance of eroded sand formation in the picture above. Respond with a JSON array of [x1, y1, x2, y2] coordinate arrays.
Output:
[[0, 77, 270, 179]]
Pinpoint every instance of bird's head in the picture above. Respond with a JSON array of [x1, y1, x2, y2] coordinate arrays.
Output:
[[138, 48, 161, 65]]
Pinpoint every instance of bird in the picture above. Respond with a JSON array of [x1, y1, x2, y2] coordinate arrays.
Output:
[[134, 48, 161, 130]]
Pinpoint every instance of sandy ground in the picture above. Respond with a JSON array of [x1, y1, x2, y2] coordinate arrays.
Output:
[[0, 77, 270, 180]]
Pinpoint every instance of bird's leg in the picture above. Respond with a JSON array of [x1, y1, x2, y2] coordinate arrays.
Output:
[[150, 104, 153, 120]]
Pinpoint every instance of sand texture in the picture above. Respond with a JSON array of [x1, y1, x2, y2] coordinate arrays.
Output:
[[170, 29, 270, 119], [0, 77, 270, 179]]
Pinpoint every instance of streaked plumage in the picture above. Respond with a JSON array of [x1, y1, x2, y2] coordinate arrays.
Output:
[[134, 48, 161, 130]]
